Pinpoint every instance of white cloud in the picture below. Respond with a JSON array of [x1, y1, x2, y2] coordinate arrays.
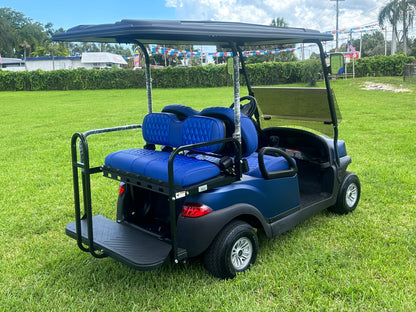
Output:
[[165, 0, 383, 32]]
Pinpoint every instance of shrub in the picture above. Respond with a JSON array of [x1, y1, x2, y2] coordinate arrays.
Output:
[[1, 55, 412, 91], [349, 54, 414, 77]]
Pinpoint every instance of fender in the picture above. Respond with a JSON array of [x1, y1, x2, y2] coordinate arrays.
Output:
[[177, 203, 271, 257]]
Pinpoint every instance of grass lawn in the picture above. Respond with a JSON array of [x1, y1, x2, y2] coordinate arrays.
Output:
[[1, 77, 415, 311]]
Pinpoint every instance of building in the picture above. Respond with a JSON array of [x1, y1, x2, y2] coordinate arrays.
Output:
[[0, 57, 26, 71], [0, 52, 127, 72]]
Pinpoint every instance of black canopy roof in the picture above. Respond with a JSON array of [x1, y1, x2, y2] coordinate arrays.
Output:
[[52, 19, 333, 46]]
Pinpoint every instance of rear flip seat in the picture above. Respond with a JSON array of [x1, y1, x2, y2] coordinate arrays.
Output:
[[105, 113, 226, 187]]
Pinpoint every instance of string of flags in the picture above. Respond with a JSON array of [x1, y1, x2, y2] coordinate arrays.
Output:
[[71, 23, 379, 63], [146, 44, 317, 58], [323, 24, 380, 35], [139, 24, 380, 60]]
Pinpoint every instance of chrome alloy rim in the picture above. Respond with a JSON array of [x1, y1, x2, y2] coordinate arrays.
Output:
[[346, 183, 358, 208], [231, 237, 253, 270]]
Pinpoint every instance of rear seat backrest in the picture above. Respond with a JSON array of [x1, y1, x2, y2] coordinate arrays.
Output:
[[142, 112, 225, 153], [142, 113, 181, 147], [182, 115, 225, 153]]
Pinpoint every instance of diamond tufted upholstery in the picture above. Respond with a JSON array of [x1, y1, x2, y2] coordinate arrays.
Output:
[[105, 113, 226, 187]]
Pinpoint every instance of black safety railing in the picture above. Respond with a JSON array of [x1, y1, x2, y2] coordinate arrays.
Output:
[[71, 124, 142, 258], [71, 124, 242, 263]]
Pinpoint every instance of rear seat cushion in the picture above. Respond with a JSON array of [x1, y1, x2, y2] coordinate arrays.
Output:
[[105, 149, 220, 187]]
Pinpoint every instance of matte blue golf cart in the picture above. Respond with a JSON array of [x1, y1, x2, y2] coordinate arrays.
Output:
[[53, 20, 360, 279]]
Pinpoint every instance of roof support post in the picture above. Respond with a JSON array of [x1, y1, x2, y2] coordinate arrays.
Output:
[[136, 41, 153, 114], [231, 43, 241, 144], [315, 40, 341, 169]]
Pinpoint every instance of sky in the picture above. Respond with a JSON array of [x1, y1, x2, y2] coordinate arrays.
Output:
[[2, 0, 390, 33]]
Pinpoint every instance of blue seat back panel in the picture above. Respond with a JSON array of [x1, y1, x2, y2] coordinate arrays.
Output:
[[142, 113, 181, 147], [142, 113, 225, 153], [182, 116, 225, 153]]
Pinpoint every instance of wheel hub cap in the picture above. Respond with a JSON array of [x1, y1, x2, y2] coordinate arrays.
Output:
[[346, 183, 358, 208], [231, 237, 252, 271]]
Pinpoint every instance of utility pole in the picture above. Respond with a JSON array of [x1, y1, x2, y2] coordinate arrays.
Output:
[[330, 0, 345, 51]]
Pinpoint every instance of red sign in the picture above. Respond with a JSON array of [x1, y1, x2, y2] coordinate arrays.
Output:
[[345, 52, 360, 59]]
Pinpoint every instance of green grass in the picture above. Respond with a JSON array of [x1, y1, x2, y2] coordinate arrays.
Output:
[[1, 78, 415, 311]]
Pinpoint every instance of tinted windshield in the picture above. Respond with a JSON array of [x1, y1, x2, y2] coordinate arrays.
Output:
[[253, 87, 341, 137]]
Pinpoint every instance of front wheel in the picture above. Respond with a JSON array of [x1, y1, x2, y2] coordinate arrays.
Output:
[[204, 220, 258, 279], [329, 172, 361, 214]]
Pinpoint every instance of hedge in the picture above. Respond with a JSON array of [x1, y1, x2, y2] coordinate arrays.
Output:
[[0, 59, 321, 91], [348, 54, 415, 77], [0, 55, 413, 91]]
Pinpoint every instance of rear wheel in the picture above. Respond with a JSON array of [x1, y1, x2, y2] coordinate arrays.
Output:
[[204, 220, 258, 279], [329, 172, 361, 214]]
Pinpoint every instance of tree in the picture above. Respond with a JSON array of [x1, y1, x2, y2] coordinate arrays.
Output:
[[270, 17, 288, 28], [0, 7, 66, 58], [0, 7, 30, 57], [351, 31, 386, 57], [378, 1, 400, 54], [410, 38, 416, 57], [0, 8, 71, 58], [398, 0, 416, 55], [378, 0, 416, 55]]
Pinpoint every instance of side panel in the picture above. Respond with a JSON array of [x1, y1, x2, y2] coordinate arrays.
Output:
[[178, 175, 301, 257], [270, 196, 337, 236], [185, 175, 301, 219]]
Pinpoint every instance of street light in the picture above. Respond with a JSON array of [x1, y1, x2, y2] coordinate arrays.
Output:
[[330, 0, 345, 51]]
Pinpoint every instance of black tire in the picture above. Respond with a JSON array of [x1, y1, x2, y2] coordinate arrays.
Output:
[[329, 172, 361, 214], [204, 220, 258, 279]]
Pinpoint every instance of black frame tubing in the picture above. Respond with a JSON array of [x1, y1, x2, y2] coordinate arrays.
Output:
[[71, 125, 142, 258], [312, 39, 341, 169], [135, 41, 153, 114]]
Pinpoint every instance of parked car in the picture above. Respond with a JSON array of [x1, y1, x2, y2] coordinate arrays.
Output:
[[53, 20, 360, 279]]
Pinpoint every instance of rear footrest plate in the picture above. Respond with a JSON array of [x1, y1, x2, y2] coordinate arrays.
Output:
[[66, 215, 186, 271]]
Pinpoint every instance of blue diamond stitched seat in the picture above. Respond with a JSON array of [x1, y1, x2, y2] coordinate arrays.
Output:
[[104, 113, 226, 187], [200, 107, 293, 179], [105, 149, 221, 186]]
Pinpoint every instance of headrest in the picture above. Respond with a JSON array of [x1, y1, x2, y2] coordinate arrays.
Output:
[[162, 104, 200, 120], [200, 107, 258, 157]]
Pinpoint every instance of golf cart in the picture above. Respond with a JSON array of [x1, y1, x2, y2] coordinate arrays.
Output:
[[53, 20, 360, 279]]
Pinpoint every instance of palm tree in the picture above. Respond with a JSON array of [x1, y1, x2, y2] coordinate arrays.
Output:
[[379, 0, 416, 55], [379, 1, 399, 54], [399, 0, 416, 55], [270, 17, 288, 28]]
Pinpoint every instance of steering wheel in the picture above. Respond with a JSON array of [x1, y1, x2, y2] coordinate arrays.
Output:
[[230, 95, 257, 118]]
